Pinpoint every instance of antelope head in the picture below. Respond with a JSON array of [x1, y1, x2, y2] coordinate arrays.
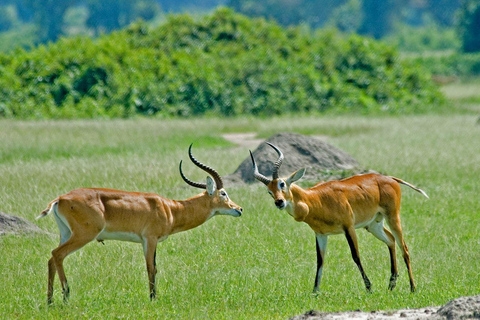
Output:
[[250, 142, 305, 210], [180, 144, 243, 217]]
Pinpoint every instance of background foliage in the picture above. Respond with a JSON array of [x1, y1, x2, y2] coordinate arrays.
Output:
[[0, 9, 444, 119], [457, 0, 480, 53], [0, 0, 476, 53], [385, 21, 461, 53], [411, 52, 480, 78], [228, 0, 464, 40]]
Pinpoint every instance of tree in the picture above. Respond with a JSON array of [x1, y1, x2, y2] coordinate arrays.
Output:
[[23, 0, 75, 42], [86, 0, 160, 35], [15, 0, 34, 22], [327, 0, 363, 33], [227, 0, 346, 28], [426, 0, 462, 26], [457, 0, 480, 52], [0, 5, 15, 31], [358, 0, 397, 39], [159, 0, 225, 12]]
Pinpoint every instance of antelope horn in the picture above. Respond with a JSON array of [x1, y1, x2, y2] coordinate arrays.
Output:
[[250, 150, 271, 186], [179, 160, 206, 189], [266, 142, 284, 180], [188, 143, 224, 189]]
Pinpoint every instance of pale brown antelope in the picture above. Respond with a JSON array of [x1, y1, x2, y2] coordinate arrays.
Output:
[[250, 142, 428, 293], [37, 144, 242, 303]]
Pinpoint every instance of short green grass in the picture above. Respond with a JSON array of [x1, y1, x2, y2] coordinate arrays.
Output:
[[441, 79, 480, 114], [1, 114, 479, 319]]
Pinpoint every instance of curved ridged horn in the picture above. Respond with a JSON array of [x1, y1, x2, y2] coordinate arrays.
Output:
[[188, 143, 224, 189], [250, 150, 271, 186], [266, 142, 284, 180], [179, 160, 206, 189]]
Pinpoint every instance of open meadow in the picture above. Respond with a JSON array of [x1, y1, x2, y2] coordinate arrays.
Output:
[[0, 112, 479, 319]]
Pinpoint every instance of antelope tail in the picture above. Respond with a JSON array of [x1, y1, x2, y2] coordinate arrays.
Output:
[[36, 199, 59, 220], [391, 177, 429, 199]]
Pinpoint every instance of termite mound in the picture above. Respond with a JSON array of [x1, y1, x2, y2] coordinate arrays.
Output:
[[0, 211, 46, 235], [290, 294, 480, 320], [225, 132, 363, 185]]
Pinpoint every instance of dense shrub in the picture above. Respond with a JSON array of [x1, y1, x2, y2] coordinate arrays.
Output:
[[385, 23, 460, 52], [0, 8, 444, 119], [410, 52, 480, 77]]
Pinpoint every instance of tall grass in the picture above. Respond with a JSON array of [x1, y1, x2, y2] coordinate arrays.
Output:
[[0, 115, 479, 319]]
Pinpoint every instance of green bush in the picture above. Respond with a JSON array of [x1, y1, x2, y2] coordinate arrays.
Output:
[[410, 52, 480, 77], [386, 22, 461, 52], [0, 8, 444, 119]]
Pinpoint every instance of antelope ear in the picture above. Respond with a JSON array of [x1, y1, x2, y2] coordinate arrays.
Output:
[[286, 168, 306, 185], [206, 176, 216, 195]]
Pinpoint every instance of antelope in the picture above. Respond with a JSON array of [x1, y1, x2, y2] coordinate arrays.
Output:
[[37, 144, 243, 304], [250, 142, 428, 293]]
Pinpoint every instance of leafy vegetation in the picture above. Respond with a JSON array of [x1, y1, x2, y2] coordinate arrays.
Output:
[[229, 0, 463, 39], [1, 114, 479, 318], [0, 23, 37, 53], [385, 22, 460, 53], [0, 8, 444, 119], [410, 52, 480, 78], [0, 0, 163, 44]]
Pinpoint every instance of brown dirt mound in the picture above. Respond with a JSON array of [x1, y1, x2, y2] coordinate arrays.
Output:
[[436, 295, 480, 319], [0, 212, 45, 235], [225, 132, 361, 185], [290, 294, 480, 320]]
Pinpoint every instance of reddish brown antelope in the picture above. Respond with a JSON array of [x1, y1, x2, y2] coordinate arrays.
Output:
[[37, 144, 242, 303], [250, 142, 428, 293]]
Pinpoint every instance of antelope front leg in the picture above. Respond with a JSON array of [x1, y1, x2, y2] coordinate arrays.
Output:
[[344, 226, 371, 292], [143, 238, 158, 300], [313, 233, 328, 293]]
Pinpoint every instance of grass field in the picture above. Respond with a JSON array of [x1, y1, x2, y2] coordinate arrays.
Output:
[[0, 113, 479, 319]]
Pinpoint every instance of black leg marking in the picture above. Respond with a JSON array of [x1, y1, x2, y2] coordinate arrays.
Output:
[[388, 246, 398, 290], [63, 282, 70, 302], [345, 228, 371, 292], [313, 234, 328, 293], [314, 238, 323, 292]]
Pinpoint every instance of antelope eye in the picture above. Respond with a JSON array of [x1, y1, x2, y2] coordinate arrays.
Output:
[[220, 191, 227, 197], [279, 182, 285, 189]]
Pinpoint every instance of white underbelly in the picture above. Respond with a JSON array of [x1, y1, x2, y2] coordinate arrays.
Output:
[[96, 230, 143, 243], [354, 210, 384, 229]]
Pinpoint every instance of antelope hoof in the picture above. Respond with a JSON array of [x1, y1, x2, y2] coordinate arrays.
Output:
[[62, 283, 70, 302], [150, 290, 156, 300], [388, 274, 398, 291], [410, 283, 416, 293], [365, 279, 372, 292], [62, 292, 69, 303]]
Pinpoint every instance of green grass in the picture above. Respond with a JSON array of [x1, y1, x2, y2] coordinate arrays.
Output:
[[441, 79, 480, 114], [0, 114, 479, 319]]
